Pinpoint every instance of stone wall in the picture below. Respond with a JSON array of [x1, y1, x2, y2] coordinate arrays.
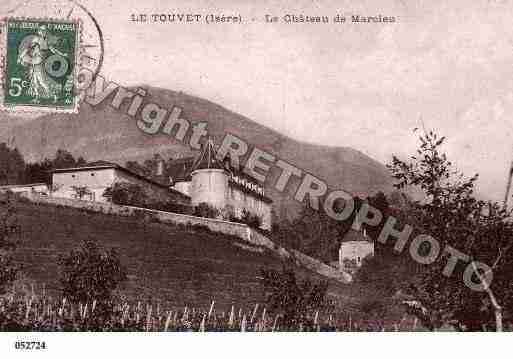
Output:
[[25, 193, 251, 241], [247, 229, 352, 283], [290, 249, 353, 283]]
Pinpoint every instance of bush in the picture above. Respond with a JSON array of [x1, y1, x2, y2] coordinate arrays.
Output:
[[58, 240, 127, 319], [219, 205, 235, 221], [103, 182, 149, 207], [230, 209, 262, 229], [193, 202, 220, 219], [240, 209, 262, 229]]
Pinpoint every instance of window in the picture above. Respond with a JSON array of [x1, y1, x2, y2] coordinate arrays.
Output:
[[71, 174, 76, 178], [91, 173, 95, 176], [73, 191, 95, 201]]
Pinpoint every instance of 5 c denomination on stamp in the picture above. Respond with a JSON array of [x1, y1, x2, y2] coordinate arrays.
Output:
[[1, 18, 81, 113]]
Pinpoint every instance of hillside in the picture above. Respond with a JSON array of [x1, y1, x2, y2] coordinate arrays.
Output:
[[0, 86, 394, 220], [11, 198, 358, 312]]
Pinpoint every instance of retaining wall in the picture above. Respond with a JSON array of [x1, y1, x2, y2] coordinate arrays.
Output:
[[25, 193, 252, 241], [247, 229, 352, 282]]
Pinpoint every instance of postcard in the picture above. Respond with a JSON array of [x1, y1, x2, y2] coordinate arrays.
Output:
[[0, 0, 511, 357]]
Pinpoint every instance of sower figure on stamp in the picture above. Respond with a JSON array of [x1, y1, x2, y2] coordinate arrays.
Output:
[[17, 25, 68, 103]]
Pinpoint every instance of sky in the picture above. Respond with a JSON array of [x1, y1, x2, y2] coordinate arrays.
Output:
[[3, 0, 513, 204]]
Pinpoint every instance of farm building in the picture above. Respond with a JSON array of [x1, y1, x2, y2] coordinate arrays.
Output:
[[0, 183, 49, 196], [1, 141, 273, 231], [338, 228, 374, 272], [50, 161, 190, 206]]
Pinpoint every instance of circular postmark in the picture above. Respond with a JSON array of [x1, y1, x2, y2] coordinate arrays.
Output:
[[2, 0, 105, 112]]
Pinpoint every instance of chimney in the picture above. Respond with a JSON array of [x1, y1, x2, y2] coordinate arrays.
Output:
[[156, 159, 164, 176], [222, 153, 232, 172]]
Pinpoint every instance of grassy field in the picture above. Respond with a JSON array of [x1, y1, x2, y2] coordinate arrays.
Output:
[[5, 201, 420, 330], [11, 199, 351, 313]]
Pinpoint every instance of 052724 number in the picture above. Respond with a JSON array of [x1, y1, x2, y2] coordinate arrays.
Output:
[[14, 341, 47, 350]]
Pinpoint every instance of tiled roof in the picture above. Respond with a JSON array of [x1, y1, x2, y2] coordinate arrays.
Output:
[[191, 138, 224, 171], [341, 229, 371, 243]]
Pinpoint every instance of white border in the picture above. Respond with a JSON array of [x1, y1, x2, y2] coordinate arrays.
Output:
[[0, 17, 82, 114], [0, 332, 509, 359]]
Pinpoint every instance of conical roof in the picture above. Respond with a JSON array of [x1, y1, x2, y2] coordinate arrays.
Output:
[[341, 228, 371, 243], [191, 138, 224, 172]]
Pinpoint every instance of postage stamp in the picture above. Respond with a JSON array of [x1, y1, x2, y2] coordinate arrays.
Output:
[[1, 18, 81, 113]]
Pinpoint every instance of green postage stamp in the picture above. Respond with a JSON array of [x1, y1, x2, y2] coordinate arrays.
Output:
[[1, 18, 81, 113]]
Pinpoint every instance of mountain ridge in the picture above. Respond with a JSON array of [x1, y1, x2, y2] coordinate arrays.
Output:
[[0, 86, 394, 219]]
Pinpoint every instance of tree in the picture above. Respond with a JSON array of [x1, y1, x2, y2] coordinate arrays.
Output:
[[24, 149, 86, 184], [366, 192, 390, 255], [242, 209, 262, 229], [24, 158, 53, 184], [270, 220, 297, 250], [0, 143, 26, 185], [58, 240, 127, 318], [103, 182, 149, 207], [125, 160, 151, 178], [0, 192, 19, 295], [0, 145, 89, 186], [230, 209, 262, 229], [260, 264, 330, 330], [388, 130, 513, 331], [291, 205, 353, 263], [76, 156, 87, 167], [52, 149, 77, 169]]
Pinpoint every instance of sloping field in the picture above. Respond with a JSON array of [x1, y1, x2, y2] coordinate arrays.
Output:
[[12, 199, 347, 312], [3, 197, 423, 330]]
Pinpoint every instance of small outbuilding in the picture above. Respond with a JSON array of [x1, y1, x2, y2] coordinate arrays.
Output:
[[0, 183, 49, 196], [339, 228, 374, 273]]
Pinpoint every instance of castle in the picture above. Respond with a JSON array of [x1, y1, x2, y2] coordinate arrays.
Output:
[[168, 139, 273, 230], [0, 139, 273, 231]]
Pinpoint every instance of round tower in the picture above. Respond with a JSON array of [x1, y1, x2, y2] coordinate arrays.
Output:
[[191, 168, 228, 209], [190, 138, 229, 210]]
